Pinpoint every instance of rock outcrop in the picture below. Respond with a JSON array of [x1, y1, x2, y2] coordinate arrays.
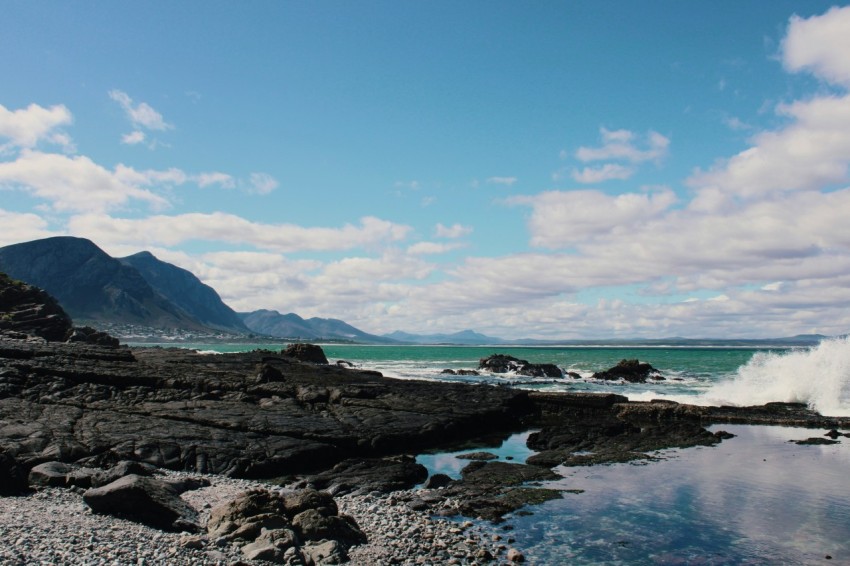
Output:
[[0, 272, 73, 342], [592, 359, 664, 382], [207, 488, 365, 564], [478, 354, 563, 378]]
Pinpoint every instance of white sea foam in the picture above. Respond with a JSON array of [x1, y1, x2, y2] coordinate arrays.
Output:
[[697, 336, 850, 416]]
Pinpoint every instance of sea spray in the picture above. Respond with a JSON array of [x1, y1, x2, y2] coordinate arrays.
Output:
[[700, 336, 850, 416]]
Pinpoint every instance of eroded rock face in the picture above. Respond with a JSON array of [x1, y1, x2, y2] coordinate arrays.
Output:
[[0, 272, 73, 342], [207, 488, 365, 564]]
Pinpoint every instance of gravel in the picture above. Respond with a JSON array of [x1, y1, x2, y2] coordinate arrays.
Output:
[[0, 472, 523, 565]]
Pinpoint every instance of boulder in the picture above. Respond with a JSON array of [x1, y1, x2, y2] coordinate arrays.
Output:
[[207, 488, 364, 565], [283, 343, 329, 364], [28, 461, 76, 488], [91, 460, 158, 487], [83, 474, 201, 532], [592, 359, 663, 383], [423, 473, 453, 489]]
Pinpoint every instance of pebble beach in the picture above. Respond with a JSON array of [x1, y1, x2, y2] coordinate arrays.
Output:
[[0, 471, 520, 566]]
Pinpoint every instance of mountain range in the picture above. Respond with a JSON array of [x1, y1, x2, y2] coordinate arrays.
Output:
[[0, 237, 835, 346]]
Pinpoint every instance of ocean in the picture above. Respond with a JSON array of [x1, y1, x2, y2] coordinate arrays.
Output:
[[187, 336, 850, 417], [153, 337, 850, 563]]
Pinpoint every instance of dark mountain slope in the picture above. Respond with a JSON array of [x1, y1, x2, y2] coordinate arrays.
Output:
[[0, 237, 202, 329], [120, 251, 248, 333]]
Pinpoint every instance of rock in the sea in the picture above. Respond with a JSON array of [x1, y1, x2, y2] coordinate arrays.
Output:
[[83, 474, 201, 532], [283, 343, 329, 364], [478, 354, 563, 378], [592, 359, 663, 383], [423, 473, 453, 489], [0, 449, 28, 495]]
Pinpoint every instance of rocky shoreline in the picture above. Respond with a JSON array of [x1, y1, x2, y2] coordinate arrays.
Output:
[[3, 275, 850, 564]]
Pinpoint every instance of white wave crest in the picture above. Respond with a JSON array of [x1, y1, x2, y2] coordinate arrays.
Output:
[[699, 336, 850, 416]]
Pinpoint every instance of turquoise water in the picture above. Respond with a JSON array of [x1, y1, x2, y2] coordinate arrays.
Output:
[[135, 340, 850, 562], [144, 339, 850, 415]]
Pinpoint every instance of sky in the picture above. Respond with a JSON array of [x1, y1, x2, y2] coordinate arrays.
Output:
[[2, 1, 850, 340]]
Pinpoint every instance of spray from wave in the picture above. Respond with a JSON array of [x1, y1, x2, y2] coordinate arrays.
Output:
[[699, 336, 850, 417]]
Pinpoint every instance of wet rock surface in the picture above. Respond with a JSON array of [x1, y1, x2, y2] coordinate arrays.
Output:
[[478, 354, 563, 378], [592, 358, 664, 382]]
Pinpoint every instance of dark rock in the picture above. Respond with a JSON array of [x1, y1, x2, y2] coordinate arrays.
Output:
[[457, 451, 499, 461], [592, 359, 662, 383], [291, 508, 366, 546], [792, 437, 839, 445], [459, 461, 559, 486], [295, 456, 428, 496], [825, 429, 842, 439], [0, 272, 73, 341], [83, 474, 200, 532], [28, 461, 76, 488], [423, 473, 453, 489], [0, 449, 28, 495], [714, 430, 736, 440], [283, 343, 329, 364], [478, 354, 563, 378], [91, 460, 158, 487], [66, 326, 120, 348], [567, 372, 582, 379], [207, 488, 363, 564]]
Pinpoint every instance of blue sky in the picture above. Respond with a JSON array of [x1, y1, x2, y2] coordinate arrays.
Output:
[[2, 1, 850, 339]]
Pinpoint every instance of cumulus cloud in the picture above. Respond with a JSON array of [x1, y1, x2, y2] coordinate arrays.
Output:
[[109, 90, 173, 131], [509, 188, 677, 248], [575, 128, 670, 163], [571, 163, 636, 184], [434, 223, 473, 239], [0, 150, 168, 212], [407, 241, 462, 255], [0, 102, 74, 152], [67, 213, 412, 253], [782, 5, 850, 87], [0, 208, 56, 246]]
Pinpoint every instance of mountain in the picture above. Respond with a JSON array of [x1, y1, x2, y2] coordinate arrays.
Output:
[[120, 251, 248, 333], [240, 310, 397, 343], [0, 237, 204, 330], [383, 329, 507, 345]]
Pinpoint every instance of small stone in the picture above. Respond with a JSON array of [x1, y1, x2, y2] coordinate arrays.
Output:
[[507, 548, 525, 562]]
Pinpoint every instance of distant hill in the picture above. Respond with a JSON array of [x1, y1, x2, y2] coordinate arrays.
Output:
[[120, 251, 248, 333], [384, 329, 507, 345], [0, 237, 203, 330], [240, 310, 398, 343]]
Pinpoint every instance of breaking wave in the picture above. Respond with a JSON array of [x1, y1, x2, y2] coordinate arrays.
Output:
[[700, 336, 850, 417]]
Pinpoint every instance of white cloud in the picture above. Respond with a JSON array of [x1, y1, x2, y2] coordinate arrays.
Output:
[[782, 5, 850, 87], [0, 102, 74, 152], [509, 188, 677, 248], [575, 128, 670, 163], [67, 213, 412, 253], [121, 131, 146, 145], [247, 172, 278, 195], [688, 94, 850, 196], [571, 163, 636, 184], [0, 209, 56, 246], [434, 223, 473, 239], [407, 241, 462, 255], [486, 176, 518, 186], [0, 150, 168, 212], [196, 172, 235, 189], [109, 90, 173, 131]]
